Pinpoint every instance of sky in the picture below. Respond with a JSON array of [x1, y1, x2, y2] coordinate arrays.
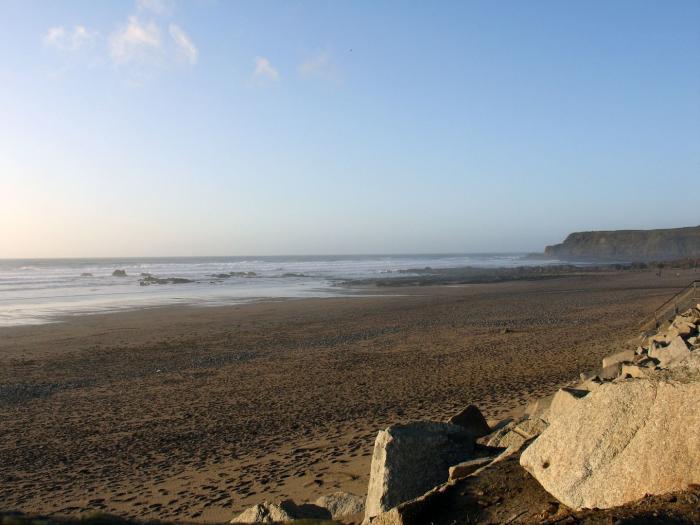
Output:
[[1, 0, 699, 258]]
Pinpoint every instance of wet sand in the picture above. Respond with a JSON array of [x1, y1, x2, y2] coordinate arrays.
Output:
[[0, 269, 695, 522]]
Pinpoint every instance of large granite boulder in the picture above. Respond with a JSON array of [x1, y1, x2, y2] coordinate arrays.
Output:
[[520, 354, 700, 510], [316, 491, 365, 518], [364, 421, 474, 522]]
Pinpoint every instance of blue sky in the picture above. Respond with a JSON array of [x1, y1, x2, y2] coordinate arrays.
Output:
[[1, 0, 699, 257]]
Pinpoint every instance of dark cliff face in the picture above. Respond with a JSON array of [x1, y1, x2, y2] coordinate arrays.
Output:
[[544, 226, 700, 262]]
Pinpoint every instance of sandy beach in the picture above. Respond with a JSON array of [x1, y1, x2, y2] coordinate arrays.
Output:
[[0, 269, 695, 523]]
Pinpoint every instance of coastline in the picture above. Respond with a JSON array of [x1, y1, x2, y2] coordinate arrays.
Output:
[[0, 253, 560, 328], [2, 258, 689, 328], [0, 269, 696, 522]]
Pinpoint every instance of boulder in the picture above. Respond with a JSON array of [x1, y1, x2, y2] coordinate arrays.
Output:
[[526, 394, 554, 418], [485, 416, 544, 451], [486, 426, 527, 451], [364, 421, 474, 522], [598, 363, 622, 380], [620, 363, 654, 379], [601, 349, 635, 369], [520, 355, 700, 510], [368, 481, 449, 525], [112, 269, 127, 277], [448, 457, 495, 480], [230, 501, 296, 523], [516, 416, 549, 437], [675, 311, 698, 324], [446, 405, 490, 437], [650, 333, 673, 346], [543, 388, 588, 424], [670, 321, 695, 338], [579, 370, 598, 381], [632, 351, 649, 363], [649, 336, 691, 368], [577, 377, 603, 392], [231, 500, 330, 523], [315, 491, 364, 518], [598, 362, 622, 380], [638, 356, 659, 368]]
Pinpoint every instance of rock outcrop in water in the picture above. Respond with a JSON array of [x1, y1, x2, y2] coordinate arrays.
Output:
[[544, 225, 700, 261], [139, 274, 193, 286]]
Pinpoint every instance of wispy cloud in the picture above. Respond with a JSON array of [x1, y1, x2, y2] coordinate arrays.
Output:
[[42, 0, 197, 82], [137, 0, 171, 15], [43, 25, 97, 51], [299, 51, 329, 76], [169, 24, 198, 65], [253, 56, 279, 82], [109, 17, 161, 65], [298, 51, 340, 83]]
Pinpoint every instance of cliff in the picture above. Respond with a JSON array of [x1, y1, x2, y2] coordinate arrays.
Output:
[[544, 225, 700, 261]]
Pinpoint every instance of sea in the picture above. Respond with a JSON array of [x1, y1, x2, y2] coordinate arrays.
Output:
[[0, 254, 561, 326]]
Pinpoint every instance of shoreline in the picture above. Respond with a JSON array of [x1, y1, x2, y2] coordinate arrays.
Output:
[[1, 269, 697, 522], [4, 260, 697, 328]]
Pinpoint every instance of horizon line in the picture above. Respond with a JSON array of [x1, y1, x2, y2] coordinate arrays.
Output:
[[0, 251, 544, 261]]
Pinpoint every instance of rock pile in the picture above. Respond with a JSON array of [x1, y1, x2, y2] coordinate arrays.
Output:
[[520, 305, 700, 510], [229, 304, 700, 524]]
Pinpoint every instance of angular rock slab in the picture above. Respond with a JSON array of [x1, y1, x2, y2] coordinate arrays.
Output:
[[448, 457, 495, 480], [520, 356, 700, 510], [364, 421, 474, 521]]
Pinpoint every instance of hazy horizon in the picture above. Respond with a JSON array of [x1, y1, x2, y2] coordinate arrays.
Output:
[[2, 1, 699, 258], [0, 250, 543, 261]]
